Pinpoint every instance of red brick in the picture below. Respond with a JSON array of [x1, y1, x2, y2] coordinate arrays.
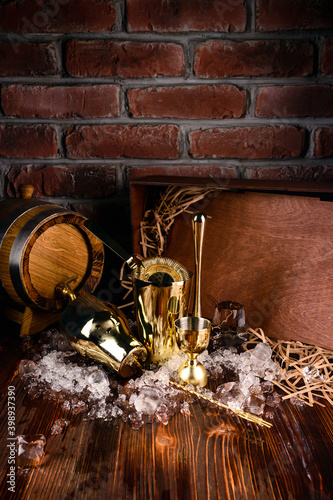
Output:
[[66, 40, 184, 78], [127, 85, 246, 119], [127, 165, 238, 183], [256, 86, 333, 118], [314, 128, 333, 158], [245, 166, 333, 181], [66, 125, 180, 159], [256, 0, 333, 31], [0, 0, 116, 33], [2, 85, 120, 119], [321, 39, 333, 75], [189, 126, 305, 159], [194, 40, 313, 78], [0, 125, 57, 158], [127, 0, 246, 32], [6, 165, 117, 198], [0, 42, 57, 76]]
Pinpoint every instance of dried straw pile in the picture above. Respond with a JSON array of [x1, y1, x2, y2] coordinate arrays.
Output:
[[139, 186, 214, 257], [245, 328, 333, 407]]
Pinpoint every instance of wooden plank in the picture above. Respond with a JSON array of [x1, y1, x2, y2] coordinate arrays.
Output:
[[2, 305, 61, 336], [130, 176, 333, 195], [0, 331, 333, 499]]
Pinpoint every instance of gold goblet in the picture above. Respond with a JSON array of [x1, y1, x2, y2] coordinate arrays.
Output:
[[175, 316, 211, 387]]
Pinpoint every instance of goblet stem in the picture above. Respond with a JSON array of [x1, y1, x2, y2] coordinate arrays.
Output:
[[177, 355, 208, 387]]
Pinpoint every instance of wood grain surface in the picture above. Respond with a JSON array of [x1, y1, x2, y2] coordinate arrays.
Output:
[[1, 330, 332, 500]]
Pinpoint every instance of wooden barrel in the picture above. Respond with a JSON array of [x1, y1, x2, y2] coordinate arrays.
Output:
[[0, 197, 104, 311]]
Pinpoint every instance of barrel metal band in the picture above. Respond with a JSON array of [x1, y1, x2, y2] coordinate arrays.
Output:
[[0, 201, 50, 301], [0, 201, 49, 249], [9, 206, 70, 309]]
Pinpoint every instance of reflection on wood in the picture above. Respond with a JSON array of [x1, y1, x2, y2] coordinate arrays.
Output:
[[0, 332, 332, 500]]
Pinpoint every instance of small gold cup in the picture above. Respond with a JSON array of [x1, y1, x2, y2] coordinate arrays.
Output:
[[175, 316, 211, 387]]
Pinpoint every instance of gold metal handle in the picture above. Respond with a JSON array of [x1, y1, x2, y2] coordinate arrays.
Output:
[[192, 212, 206, 318]]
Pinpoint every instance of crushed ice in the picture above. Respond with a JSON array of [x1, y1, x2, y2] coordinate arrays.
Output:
[[18, 329, 283, 430], [50, 419, 70, 436]]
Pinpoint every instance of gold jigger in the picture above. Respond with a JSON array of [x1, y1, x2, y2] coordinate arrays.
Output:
[[175, 212, 212, 387], [174, 316, 211, 386], [56, 277, 147, 377]]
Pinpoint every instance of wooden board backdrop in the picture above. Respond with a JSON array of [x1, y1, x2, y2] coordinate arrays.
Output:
[[131, 178, 333, 350]]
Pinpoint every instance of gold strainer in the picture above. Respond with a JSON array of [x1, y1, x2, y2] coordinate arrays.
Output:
[[84, 220, 190, 286]]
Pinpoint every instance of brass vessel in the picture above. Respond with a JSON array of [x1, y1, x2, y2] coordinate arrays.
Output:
[[57, 278, 147, 377]]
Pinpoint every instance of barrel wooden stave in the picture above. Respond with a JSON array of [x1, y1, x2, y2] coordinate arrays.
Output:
[[0, 199, 104, 311]]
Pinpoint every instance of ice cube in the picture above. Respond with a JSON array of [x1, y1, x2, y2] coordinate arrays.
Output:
[[266, 391, 281, 408], [87, 368, 108, 385], [180, 401, 191, 417], [50, 419, 70, 435], [16, 435, 46, 467], [263, 368, 276, 381], [114, 393, 126, 405], [164, 354, 185, 372], [216, 382, 244, 409], [303, 365, 325, 382], [134, 394, 158, 415], [71, 400, 88, 415], [57, 335, 74, 352], [239, 373, 260, 395], [62, 400, 71, 411], [134, 386, 163, 415], [111, 406, 123, 418], [128, 411, 144, 430], [250, 343, 272, 364], [18, 359, 36, 376], [155, 403, 169, 425], [87, 368, 110, 398], [244, 395, 266, 416]]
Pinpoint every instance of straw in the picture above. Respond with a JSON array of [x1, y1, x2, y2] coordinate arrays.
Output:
[[244, 328, 333, 407], [140, 186, 214, 257]]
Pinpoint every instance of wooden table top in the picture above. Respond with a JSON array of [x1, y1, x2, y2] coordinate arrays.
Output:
[[1, 328, 332, 500]]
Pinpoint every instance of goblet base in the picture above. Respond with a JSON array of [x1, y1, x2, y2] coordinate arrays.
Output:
[[177, 359, 207, 387]]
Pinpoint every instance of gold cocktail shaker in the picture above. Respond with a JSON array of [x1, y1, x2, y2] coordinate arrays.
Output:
[[57, 278, 147, 377]]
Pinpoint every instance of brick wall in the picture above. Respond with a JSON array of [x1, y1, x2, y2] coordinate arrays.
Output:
[[0, 0, 333, 244]]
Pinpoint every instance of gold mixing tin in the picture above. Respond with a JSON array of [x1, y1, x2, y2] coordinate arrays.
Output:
[[132, 267, 193, 363], [59, 291, 147, 377]]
